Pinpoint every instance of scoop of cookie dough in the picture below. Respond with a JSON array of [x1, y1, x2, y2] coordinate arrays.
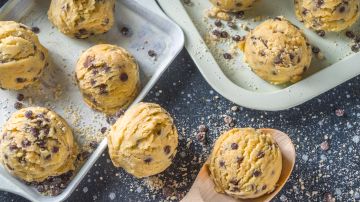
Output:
[[0, 107, 78, 182], [242, 17, 312, 85], [209, 0, 257, 12], [209, 128, 282, 199], [48, 0, 115, 38], [0, 21, 48, 90], [75, 44, 140, 115], [295, 0, 360, 32], [108, 102, 178, 178]]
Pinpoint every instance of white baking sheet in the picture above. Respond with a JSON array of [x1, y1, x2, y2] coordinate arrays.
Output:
[[0, 0, 184, 201], [158, 0, 360, 110]]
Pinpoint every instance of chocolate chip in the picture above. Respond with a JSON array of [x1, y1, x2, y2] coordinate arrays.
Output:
[[316, 30, 326, 37], [227, 21, 236, 29], [312, 46, 320, 54], [37, 140, 46, 148], [148, 50, 157, 57], [320, 141, 330, 151], [214, 19, 222, 27], [16, 78, 26, 83], [196, 132, 206, 143], [219, 160, 225, 167], [9, 145, 17, 151], [235, 11, 245, 19], [144, 157, 152, 163], [273, 54, 282, 65], [52, 146, 59, 153], [31, 26, 40, 34], [40, 52, 45, 60], [262, 185, 267, 190], [102, 18, 110, 25], [224, 115, 233, 124], [25, 110, 33, 119], [253, 169, 262, 177], [106, 116, 116, 125], [223, 53, 232, 60], [257, 151, 265, 159], [198, 124, 208, 132], [232, 35, 243, 42], [355, 36, 360, 43], [120, 26, 130, 36], [220, 31, 228, 38], [83, 56, 94, 68], [324, 192, 334, 202], [45, 154, 51, 160], [78, 28, 87, 35], [89, 141, 98, 149], [115, 109, 125, 118], [163, 145, 171, 154], [120, 73, 128, 81], [17, 94, 25, 101], [14, 102, 23, 110], [351, 44, 359, 53], [335, 109, 345, 117], [229, 179, 239, 185], [302, 8, 309, 15], [338, 5, 346, 13], [30, 127, 40, 137], [231, 143, 238, 150], [102, 65, 111, 73], [212, 29, 221, 37], [98, 84, 108, 95], [345, 31, 355, 39], [90, 79, 96, 86], [100, 127, 107, 134], [92, 69, 99, 75], [316, 0, 324, 8]]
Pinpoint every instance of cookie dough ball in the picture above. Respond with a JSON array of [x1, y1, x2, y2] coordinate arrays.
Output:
[[75, 44, 140, 115], [209, 0, 257, 12], [209, 128, 282, 199], [295, 0, 360, 32], [0, 21, 48, 90], [242, 17, 312, 85], [0, 107, 78, 182], [108, 102, 178, 178], [48, 0, 115, 38]]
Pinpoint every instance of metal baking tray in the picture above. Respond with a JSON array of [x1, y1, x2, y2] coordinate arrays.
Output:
[[0, 0, 184, 201], [158, 0, 360, 111]]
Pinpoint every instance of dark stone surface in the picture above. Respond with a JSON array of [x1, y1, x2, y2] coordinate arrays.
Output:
[[0, 1, 359, 202]]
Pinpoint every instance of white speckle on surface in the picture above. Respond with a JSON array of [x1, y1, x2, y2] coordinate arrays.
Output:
[[335, 188, 342, 196], [280, 194, 288, 201], [109, 192, 116, 200], [136, 186, 143, 193], [302, 154, 309, 162], [83, 187, 88, 193], [352, 135, 359, 143], [320, 154, 327, 161]]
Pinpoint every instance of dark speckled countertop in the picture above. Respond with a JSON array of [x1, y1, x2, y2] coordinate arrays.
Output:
[[0, 1, 360, 202]]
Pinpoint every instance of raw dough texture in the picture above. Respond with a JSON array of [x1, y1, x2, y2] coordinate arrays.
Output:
[[48, 0, 115, 38], [0, 107, 78, 182], [0, 21, 48, 90], [295, 0, 360, 32], [242, 17, 312, 85], [108, 102, 178, 178], [209, 128, 282, 199], [210, 0, 257, 12], [75, 44, 140, 115]]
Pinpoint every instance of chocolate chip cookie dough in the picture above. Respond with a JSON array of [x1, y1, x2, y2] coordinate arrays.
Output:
[[75, 44, 140, 115], [209, 128, 282, 199], [241, 17, 312, 85], [108, 102, 178, 178], [0, 21, 48, 90], [209, 0, 257, 12], [48, 0, 115, 38], [295, 0, 360, 32], [0, 107, 78, 182]]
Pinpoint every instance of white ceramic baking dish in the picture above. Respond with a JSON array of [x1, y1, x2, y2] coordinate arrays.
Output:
[[158, 0, 360, 111], [0, 0, 184, 201]]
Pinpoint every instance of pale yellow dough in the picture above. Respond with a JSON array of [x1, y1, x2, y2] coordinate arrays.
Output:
[[48, 0, 115, 38], [209, 128, 282, 199], [75, 44, 140, 115], [0, 107, 78, 182], [242, 17, 312, 85], [0, 21, 48, 90], [210, 0, 257, 12], [108, 102, 178, 178], [295, 0, 360, 32]]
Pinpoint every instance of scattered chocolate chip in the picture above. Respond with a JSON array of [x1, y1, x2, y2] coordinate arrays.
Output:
[[223, 53, 232, 60], [25, 110, 33, 119], [227, 21, 236, 29], [106, 116, 117, 125], [120, 26, 131, 36], [257, 151, 265, 159], [198, 124, 208, 132], [253, 169, 262, 177], [219, 160, 225, 167], [17, 94, 25, 101], [212, 29, 221, 37], [31, 26, 40, 34], [98, 84, 108, 95], [316, 30, 326, 37], [89, 141, 98, 149], [148, 50, 157, 57], [30, 127, 40, 137], [232, 35, 244, 42], [316, 0, 324, 8], [9, 145, 17, 151], [196, 132, 206, 143], [335, 109, 345, 117], [16, 78, 26, 83], [14, 102, 23, 110], [144, 157, 152, 163], [231, 143, 238, 150], [355, 36, 360, 43], [37, 140, 46, 148], [224, 115, 233, 124], [351, 44, 359, 53], [323, 192, 335, 202], [120, 73, 128, 81], [312, 46, 320, 54], [235, 11, 245, 19], [115, 109, 125, 118], [220, 31, 228, 38], [52, 146, 59, 153], [100, 127, 107, 134], [345, 31, 355, 39], [163, 145, 171, 154], [92, 69, 99, 75], [162, 186, 174, 198], [320, 141, 330, 151], [338, 5, 346, 13], [214, 19, 222, 27], [229, 179, 239, 185]]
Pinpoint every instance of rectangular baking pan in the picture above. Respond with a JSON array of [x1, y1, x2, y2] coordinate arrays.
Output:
[[158, 0, 360, 111], [0, 0, 184, 201]]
